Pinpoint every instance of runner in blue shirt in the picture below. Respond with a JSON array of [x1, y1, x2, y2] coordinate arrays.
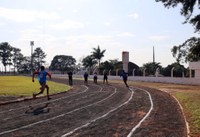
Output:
[[32, 66, 52, 100], [120, 70, 129, 87]]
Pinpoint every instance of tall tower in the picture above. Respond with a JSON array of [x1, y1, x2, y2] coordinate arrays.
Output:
[[153, 46, 155, 63], [122, 51, 129, 73]]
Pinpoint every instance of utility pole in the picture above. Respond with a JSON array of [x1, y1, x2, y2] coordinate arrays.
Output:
[[153, 46, 155, 63], [30, 41, 34, 75]]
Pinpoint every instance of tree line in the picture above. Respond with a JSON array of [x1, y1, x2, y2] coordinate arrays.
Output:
[[0, 42, 191, 77], [1, 0, 200, 76], [0, 42, 46, 73]]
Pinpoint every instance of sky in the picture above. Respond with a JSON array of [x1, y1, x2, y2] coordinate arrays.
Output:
[[0, 0, 198, 68]]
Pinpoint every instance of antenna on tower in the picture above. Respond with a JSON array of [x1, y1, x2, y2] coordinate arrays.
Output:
[[153, 46, 155, 63]]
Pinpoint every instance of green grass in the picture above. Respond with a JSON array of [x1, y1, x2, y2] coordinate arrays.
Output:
[[173, 92, 200, 136], [0, 76, 70, 97]]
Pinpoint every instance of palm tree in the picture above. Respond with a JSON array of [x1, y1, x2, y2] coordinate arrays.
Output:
[[82, 55, 97, 74], [91, 45, 106, 68], [141, 62, 162, 76]]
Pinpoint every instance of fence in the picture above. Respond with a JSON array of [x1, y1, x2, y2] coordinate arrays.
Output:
[[54, 74, 200, 85]]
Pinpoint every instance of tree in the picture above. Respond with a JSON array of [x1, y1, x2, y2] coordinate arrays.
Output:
[[109, 59, 119, 70], [12, 47, 24, 73], [82, 55, 97, 74], [141, 62, 162, 76], [155, 0, 200, 32], [49, 55, 76, 73], [156, 0, 200, 63], [101, 60, 123, 75], [161, 62, 187, 77], [99, 60, 115, 75], [99, 59, 120, 75], [0, 42, 13, 72], [17, 56, 31, 74], [32, 47, 46, 69], [91, 45, 106, 68], [171, 37, 200, 63]]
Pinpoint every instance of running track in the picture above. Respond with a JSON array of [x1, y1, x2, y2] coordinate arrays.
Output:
[[0, 79, 187, 137]]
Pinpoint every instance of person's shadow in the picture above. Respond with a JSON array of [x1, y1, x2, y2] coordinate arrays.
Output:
[[25, 103, 50, 115]]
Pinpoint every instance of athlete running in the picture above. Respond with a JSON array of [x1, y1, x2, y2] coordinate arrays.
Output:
[[120, 69, 129, 88], [32, 66, 52, 100]]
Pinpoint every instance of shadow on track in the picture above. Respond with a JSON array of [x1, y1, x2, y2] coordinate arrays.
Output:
[[25, 103, 50, 115]]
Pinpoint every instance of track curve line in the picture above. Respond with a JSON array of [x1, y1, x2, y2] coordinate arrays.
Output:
[[61, 87, 135, 137], [127, 87, 154, 137], [0, 85, 88, 114], [0, 86, 116, 136]]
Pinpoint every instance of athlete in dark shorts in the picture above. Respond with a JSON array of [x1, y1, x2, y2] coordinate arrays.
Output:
[[103, 72, 108, 84], [120, 70, 129, 87], [68, 71, 73, 86], [84, 72, 89, 84], [93, 72, 98, 84], [32, 66, 51, 100]]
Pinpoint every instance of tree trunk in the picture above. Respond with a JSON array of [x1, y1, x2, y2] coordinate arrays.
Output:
[[98, 60, 100, 68], [4, 65, 7, 73]]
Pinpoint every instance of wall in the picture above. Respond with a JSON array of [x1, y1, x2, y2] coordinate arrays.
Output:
[[55, 74, 200, 85], [189, 61, 200, 79]]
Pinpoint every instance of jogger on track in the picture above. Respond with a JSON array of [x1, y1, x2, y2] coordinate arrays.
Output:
[[120, 69, 129, 88], [103, 71, 108, 84], [68, 71, 73, 86], [84, 71, 89, 85], [32, 66, 52, 100]]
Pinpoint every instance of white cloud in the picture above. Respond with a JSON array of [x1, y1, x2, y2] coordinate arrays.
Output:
[[103, 21, 111, 26], [117, 32, 135, 37], [149, 35, 168, 42], [0, 7, 60, 23], [0, 22, 5, 26], [128, 13, 139, 19], [37, 11, 60, 20], [19, 29, 43, 40], [72, 9, 79, 13], [61, 34, 114, 48], [48, 20, 85, 30]]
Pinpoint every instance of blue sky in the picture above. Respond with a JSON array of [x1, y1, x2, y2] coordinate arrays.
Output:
[[0, 0, 198, 68]]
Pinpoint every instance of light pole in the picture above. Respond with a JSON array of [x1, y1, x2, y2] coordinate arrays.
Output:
[[58, 58, 62, 74], [30, 41, 34, 75], [171, 67, 175, 78]]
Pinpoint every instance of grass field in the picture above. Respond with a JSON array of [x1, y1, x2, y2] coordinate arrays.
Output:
[[0, 76, 69, 97]]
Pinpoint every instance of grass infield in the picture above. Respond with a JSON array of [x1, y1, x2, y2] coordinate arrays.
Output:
[[0, 76, 69, 97]]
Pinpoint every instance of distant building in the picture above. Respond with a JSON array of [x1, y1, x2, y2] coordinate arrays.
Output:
[[189, 61, 200, 78]]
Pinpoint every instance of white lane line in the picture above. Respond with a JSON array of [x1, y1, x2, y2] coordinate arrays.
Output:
[[0, 85, 89, 114], [2, 92, 98, 121], [127, 87, 154, 137], [162, 90, 190, 137], [61, 88, 135, 137], [0, 86, 116, 136], [1, 85, 104, 121]]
